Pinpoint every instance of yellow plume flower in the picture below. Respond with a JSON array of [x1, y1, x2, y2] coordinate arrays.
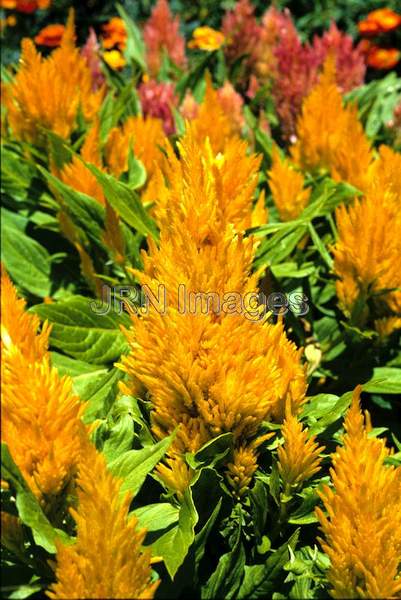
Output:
[[48, 441, 159, 599], [1, 270, 86, 504], [367, 144, 401, 200], [332, 189, 401, 322], [316, 386, 401, 598], [188, 76, 239, 154], [59, 121, 105, 205], [277, 406, 324, 487], [105, 114, 167, 179], [291, 56, 373, 191], [4, 11, 104, 144], [1, 267, 50, 362], [120, 129, 305, 495], [268, 147, 311, 221], [226, 435, 273, 498], [153, 129, 266, 236]]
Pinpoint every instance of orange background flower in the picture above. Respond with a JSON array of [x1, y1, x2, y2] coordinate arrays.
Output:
[[358, 8, 401, 35], [34, 24, 65, 47]]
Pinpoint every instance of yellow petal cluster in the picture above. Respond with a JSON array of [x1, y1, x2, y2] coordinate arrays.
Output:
[[1, 269, 86, 505], [291, 56, 373, 191], [268, 147, 311, 221], [188, 26, 225, 52], [48, 440, 158, 599], [3, 12, 104, 145], [316, 386, 401, 598], [120, 126, 306, 496], [277, 406, 324, 487]]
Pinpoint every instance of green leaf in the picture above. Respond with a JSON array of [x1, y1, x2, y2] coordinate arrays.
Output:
[[362, 367, 401, 394], [127, 149, 147, 190], [117, 4, 146, 70], [31, 295, 130, 364], [1, 209, 51, 297], [37, 166, 106, 246], [50, 352, 105, 378], [305, 392, 353, 436], [237, 530, 300, 599], [202, 525, 245, 599], [1, 147, 34, 202], [1, 444, 71, 554], [102, 412, 135, 463], [288, 489, 319, 525], [151, 490, 198, 579], [108, 434, 173, 496], [73, 368, 123, 423], [270, 262, 315, 279], [133, 503, 179, 532], [85, 163, 158, 239], [187, 433, 234, 470], [194, 499, 222, 572], [307, 223, 333, 269]]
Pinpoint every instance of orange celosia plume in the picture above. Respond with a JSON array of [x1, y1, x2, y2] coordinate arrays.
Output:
[[4, 11, 104, 144], [1, 269, 86, 504], [120, 128, 306, 496], [47, 441, 158, 599], [332, 185, 401, 326], [316, 386, 401, 598], [268, 147, 311, 221], [291, 55, 373, 191], [277, 406, 324, 487]]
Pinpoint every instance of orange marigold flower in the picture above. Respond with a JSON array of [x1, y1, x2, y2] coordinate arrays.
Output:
[[366, 46, 400, 70], [188, 26, 225, 51], [316, 386, 401, 598], [358, 8, 401, 35], [143, 0, 187, 76], [268, 147, 311, 221], [277, 406, 324, 487], [1, 269, 86, 504], [1, 0, 50, 12], [101, 16, 127, 50], [3, 11, 104, 144], [34, 23, 65, 47], [47, 441, 159, 599]]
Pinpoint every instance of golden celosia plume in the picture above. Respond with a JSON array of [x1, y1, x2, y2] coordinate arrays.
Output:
[[1, 269, 86, 504], [105, 114, 167, 179], [316, 386, 401, 598], [332, 186, 401, 325], [47, 440, 158, 599], [59, 120, 105, 204], [277, 405, 324, 487], [120, 129, 306, 496], [3, 11, 104, 144], [268, 147, 311, 221], [291, 55, 373, 191], [188, 76, 241, 154]]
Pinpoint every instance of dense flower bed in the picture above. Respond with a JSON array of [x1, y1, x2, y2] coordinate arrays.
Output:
[[1, 1, 401, 599]]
